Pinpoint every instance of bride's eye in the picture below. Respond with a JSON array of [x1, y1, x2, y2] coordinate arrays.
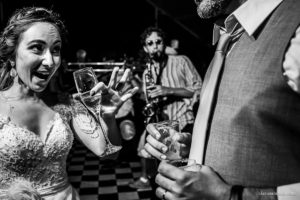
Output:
[[194, 0, 201, 5], [52, 46, 61, 56], [30, 44, 44, 54]]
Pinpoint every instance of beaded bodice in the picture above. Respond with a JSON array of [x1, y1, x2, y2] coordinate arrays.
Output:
[[0, 104, 74, 194]]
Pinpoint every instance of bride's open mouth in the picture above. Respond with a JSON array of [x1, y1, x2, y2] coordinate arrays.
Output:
[[32, 70, 52, 80]]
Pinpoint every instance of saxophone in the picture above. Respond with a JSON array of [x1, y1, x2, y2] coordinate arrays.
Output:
[[142, 60, 160, 122]]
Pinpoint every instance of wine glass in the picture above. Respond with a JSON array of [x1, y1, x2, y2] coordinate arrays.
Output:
[[73, 67, 101, 117], [73, 67, 122, 154]]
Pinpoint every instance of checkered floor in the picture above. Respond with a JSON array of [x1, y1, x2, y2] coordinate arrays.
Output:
[[67, 140, 156, 200]]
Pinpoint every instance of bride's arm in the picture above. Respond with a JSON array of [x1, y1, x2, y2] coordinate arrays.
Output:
[[69, 99, 120, 157]]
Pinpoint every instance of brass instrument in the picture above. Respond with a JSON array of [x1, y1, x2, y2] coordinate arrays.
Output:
[[66, 61, 145, 74], [143, 61, 161, 123], [66, 61, 125, 72]]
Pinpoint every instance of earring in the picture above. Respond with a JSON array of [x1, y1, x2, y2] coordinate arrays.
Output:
[[10, 68, 17, 78], [10, 61, 15, 67]]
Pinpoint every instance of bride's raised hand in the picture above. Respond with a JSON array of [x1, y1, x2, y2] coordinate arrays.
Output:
[[90, 67, 139, 116]]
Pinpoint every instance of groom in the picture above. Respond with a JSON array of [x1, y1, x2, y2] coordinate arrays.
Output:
[[142, 0, 300, 199]]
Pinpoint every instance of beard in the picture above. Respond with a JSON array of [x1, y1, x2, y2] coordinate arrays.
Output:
[[196, 0, 232, 19], [149, 51, 164, 62]]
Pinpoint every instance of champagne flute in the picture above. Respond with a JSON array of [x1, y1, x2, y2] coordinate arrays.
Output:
[[73, 67, 101, 117], [73, 67, 121, 154]]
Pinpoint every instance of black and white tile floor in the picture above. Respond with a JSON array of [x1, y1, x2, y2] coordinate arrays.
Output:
[[67, 141, 156, 200]]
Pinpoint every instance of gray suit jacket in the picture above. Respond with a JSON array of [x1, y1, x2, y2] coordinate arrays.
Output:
[[204, 0, 300, 187]]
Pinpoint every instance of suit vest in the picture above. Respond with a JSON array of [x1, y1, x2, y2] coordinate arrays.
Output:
[[204, 0, 300, 187]]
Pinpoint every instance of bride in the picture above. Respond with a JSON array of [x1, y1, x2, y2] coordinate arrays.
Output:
[[0, 7, 138, 200]]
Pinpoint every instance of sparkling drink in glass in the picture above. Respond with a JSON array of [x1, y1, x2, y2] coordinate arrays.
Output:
[[73, 67, 101, 117], [80, 91, 102, 114]]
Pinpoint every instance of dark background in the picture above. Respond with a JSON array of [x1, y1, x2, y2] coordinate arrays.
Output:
[[0, 0, 216, 77]]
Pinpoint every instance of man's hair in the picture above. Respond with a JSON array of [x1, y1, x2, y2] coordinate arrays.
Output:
[[140, 26, 166, 46]]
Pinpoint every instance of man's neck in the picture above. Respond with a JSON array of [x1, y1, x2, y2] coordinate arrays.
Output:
[[215, 0, 246, 28], [224, 0, 246, 15]]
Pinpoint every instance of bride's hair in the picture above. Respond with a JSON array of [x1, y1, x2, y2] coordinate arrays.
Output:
[[0, 7, 67, 91]]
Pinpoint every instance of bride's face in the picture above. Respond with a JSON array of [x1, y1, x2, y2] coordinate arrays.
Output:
[[15, 22, 62, 92]]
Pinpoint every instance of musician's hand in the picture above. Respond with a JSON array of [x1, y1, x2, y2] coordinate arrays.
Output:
[[90, 67, 138, 117], [147, 85, 171, 98]]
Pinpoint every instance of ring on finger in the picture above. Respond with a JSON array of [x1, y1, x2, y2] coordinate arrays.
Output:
[[162, 190, 167, 200]]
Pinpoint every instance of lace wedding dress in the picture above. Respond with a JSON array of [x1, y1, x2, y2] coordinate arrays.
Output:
[[0, 100, 120, 200]]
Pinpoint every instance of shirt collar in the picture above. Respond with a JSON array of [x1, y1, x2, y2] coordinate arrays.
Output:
[[213, 0, 283, 45]]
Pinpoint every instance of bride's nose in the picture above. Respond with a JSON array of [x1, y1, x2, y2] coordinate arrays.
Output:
[[42, 49, 55, 68]]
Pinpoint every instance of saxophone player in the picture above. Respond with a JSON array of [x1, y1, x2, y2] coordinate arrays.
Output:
[[142, 27, 202, 133], [129, 26, 202, 191]]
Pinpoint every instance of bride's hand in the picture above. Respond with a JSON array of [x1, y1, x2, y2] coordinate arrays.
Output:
[[90, 67, 139, 116]]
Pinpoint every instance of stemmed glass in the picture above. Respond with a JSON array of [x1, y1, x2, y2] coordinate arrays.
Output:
[[73, 67, 102, 117], [73, 67, 121, 154]]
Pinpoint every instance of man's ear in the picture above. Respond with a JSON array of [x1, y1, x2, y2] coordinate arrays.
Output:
[[143, 46, 149, 53]]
